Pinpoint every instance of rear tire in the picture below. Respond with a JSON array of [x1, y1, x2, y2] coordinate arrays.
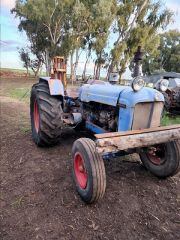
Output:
[[139, 140, 180, 178], [30, 82, 64, 146], [72, 138, 106, 203]]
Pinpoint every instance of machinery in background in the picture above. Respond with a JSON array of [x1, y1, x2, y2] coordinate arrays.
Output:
[[145, 72, 180, 115]]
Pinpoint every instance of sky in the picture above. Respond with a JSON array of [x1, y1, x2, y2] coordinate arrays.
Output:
[[0, 0, 180, 78]]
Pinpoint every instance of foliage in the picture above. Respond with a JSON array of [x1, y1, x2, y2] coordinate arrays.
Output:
[[12, 0, 174, 79], [108, 0, 173, 80], [18, 48, 43, 77], [18, 48, 30, 74], [142, 30, 180, 75], [161, 113, 180, 126], [12, 0, 75, 75]]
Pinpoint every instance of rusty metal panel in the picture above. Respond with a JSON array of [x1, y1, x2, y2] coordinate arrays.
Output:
[[48, 79, 64, 96], [132, 102, 164, 130], [150, 102, 164, 127], [132, 102, 152, 129]]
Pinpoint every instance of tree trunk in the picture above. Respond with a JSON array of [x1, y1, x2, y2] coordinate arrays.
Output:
[[95, 63, 101, 80], [45, 49, 51, 76], [34, 61, 42, 77], [98, 65, 102, 79], [93, 63, 97, 79], [73, 48, 79, 82], [95, 64, 98, 79], [119, 72, 123, 84], [70, 49, 80, 85], [70, 51, 74, 85], [82, 52, 90, 81], [31, 61, 42, 79]]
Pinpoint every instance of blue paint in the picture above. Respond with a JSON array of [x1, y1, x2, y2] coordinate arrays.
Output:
[[85, 121, 107, 134], [119, 87, 164, 107], [80, 83, 164, 107], [118, 107, 134, 131], [102, 150, 130, 160], [118, 87, 164, 131], [40, 77, 165, 133], [79, 83, 164, 132], [79, 83, 128, 106]]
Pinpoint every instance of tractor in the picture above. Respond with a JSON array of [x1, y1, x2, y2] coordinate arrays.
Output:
[[30, 50, 180, 204]]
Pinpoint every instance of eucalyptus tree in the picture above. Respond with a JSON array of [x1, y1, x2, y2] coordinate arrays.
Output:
[[12, 0, 115, 80], [109, 0, 173, 81], [12, 0, 75, 74], [18, 48, 30, 76], [142, 30, 180, 75], [68, 0, 116, 81]]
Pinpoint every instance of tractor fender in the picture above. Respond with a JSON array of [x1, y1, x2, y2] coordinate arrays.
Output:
[[39, 77, 64, 96]]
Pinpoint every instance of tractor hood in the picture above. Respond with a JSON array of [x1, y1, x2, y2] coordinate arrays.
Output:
[[79, 83, 128, 106], [79, 83, 164, 107]]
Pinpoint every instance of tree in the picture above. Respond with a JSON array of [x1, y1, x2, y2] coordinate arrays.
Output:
[[18, 47, 43, 77], [68, 0, 116, 82], [12, 0, 75, 74], [108, 0, 173, 81], [91, 0, 116, 79], [17, 19, 50, 75], [18, 48, 30, 76], [142, 30, 180, 75], [13, 0, 174, 81], [12, 0, 114, 80]]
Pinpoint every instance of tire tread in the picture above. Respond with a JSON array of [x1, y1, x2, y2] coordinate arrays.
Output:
[[30, 82, 63, 146], [72, 138, 106, 203]]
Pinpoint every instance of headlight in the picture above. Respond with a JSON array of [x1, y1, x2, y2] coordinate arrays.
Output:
[[160, 79, 169, 92], [132, 76, 145, 92]]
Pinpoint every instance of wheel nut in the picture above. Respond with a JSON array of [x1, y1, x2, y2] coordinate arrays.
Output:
[[79, 165, 84, 172]]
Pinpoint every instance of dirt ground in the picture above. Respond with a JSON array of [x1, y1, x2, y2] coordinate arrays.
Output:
[[0, 78, 180, 240]]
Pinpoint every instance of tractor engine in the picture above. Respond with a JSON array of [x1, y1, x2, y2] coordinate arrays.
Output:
[[81, 102, 117, 131]]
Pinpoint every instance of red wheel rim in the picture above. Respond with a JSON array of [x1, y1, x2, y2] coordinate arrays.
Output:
[[147, 145, 165, 165], [34, 100, 40, 133], [148, 153, 161, 165], [74, 152, 88, 189]]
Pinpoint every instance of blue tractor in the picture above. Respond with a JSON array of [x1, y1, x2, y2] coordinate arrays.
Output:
[[30, 51, 180, 204]]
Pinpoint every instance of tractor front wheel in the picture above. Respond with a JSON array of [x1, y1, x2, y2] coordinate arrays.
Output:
[[30, 82, 64, 146], [139, 140, 180, 178], [72, 138, 106, 203]]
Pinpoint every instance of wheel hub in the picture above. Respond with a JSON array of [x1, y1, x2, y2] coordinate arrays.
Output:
[[74, 152, 87, 189], [147, 145, 166, 165]]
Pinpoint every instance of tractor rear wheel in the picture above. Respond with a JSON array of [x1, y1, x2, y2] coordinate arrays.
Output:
[[72, 138, 106, 203], [139, 140, 180, 178], [30, 82, 63, 146]]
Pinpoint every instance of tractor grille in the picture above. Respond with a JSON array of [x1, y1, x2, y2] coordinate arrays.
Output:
[[132, 102, 164, 130]]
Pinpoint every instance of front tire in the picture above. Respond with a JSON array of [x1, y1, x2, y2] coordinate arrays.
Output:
[[72, 138, 106, 203], [30, 82, 64, 146], [139, 140, 180, 178]]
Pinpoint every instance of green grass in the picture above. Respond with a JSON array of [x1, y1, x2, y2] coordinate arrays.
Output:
[[20, 126, 31, 133], [7, 87, 31, 103], [161, 114, 180, 126]]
